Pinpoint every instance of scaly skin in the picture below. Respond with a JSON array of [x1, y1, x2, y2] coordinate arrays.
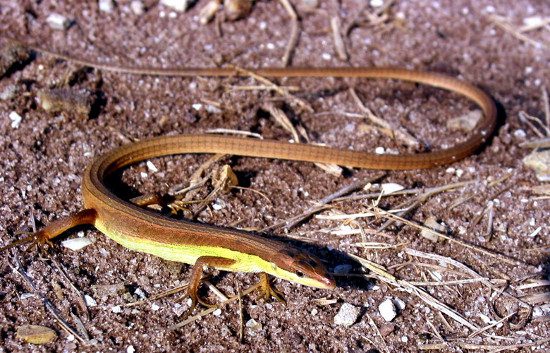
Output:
[[1, 44, 497, 308]]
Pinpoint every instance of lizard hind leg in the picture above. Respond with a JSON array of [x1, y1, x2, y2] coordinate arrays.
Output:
[[0, 209, 97, 253], [259, 272, 286, 304], [187, 256, 236, 313]]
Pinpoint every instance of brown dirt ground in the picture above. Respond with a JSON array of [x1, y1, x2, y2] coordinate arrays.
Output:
[[0, 0, 549, 352]]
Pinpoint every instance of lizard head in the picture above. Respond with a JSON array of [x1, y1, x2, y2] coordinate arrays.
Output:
[[269, 247, 335, 289]]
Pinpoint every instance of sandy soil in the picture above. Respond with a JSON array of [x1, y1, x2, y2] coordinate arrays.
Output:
[[0, 0, 548, 352]]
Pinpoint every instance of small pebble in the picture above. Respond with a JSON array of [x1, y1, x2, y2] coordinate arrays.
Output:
[[131, 1, 145, 15], [111, 305, 123, 313], [523, 16, 545, 27], [375, 146, 385, 154], [513, 129, 526, 139], [84, 295, 97, 307], [523, 150, 550, 181], [46, 13, 71, 30], [381, 183, 404, 195], [299, 0, 318, 11], [205, 104, 222, 114], [334, 303, 360, 327], [151, 303, 160, 311], [213, 308, 222, 316], [378, 298, 397, 322], [393, 298, 406, 311], [245, 319, 262, 331], [161, 0, 193, 11], [0, 85, 18, 100], [420, 216, 444, 242], [99, 0, 114, 13], [146, 161, 158, 172], [370, 0, 384, 7], [16, 325, 57, 345], [447, 110, 482, 132], [212, 200, 224, 210], [9, 111, 22, 128], [61, 237, 95, 251], [134, 288, 147, 299], [127, 345, 135, 353], [224, 0, 252, 21]]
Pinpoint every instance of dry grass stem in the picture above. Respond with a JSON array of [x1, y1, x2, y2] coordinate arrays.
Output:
[[349, 88, 419, 148], [50, 258, 89, 319], [234, 66, 313, 112], [204, 280, 229, 301], [344, 0, 396, 35], [350, 242, 406, 250], [488, 14, 547, 49], [263, 102, 341, 175], [366, 313, 390, 353], [543, 86, 550, 129], [335, 180, 474, 203], [350, 253, 478, 330], [407, 278, 491, 286], [468, 311, 517, 338], [278, 0, 299, 66], [169, 282, 262, 330], [263, 176, 383, 231], [519, 137, 550, 148], [228, 84, 300, 92], [124, 283, 189, 307], [9, 256, 89, 344], [516, 279, 550, 290], [518, 17, 550, 32], [331, 16, 348, 60], [519, 111, 549, 137], [205, 128, 264, 139], [370, 205, 529, 268], [237, 283, 244, 343]]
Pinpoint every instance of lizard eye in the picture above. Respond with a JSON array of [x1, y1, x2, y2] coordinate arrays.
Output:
[[296, 270, 305, 278]]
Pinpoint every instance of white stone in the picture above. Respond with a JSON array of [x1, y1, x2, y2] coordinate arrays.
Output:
[[160, 0, 191, 12], [46, 13, 70, 30], [523, 150, 550, 182], [322, 53, 332, 61], [146, 161, 159, 172], [381, 183, 404, 195], [61, 237, 95, 251], [9, 111, 22, 128], [99, 0, 114, 13], [84, 294, 97, 307], [131, 1, 145, 15], [370, 0, 384, 7], [127, 345, 135, 353], [334, 303, 360, 327], [378, 298, 397, 322], [111, 305, 123, 313], [245, 319, 262, 331], [513, 129, 526, 138]]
